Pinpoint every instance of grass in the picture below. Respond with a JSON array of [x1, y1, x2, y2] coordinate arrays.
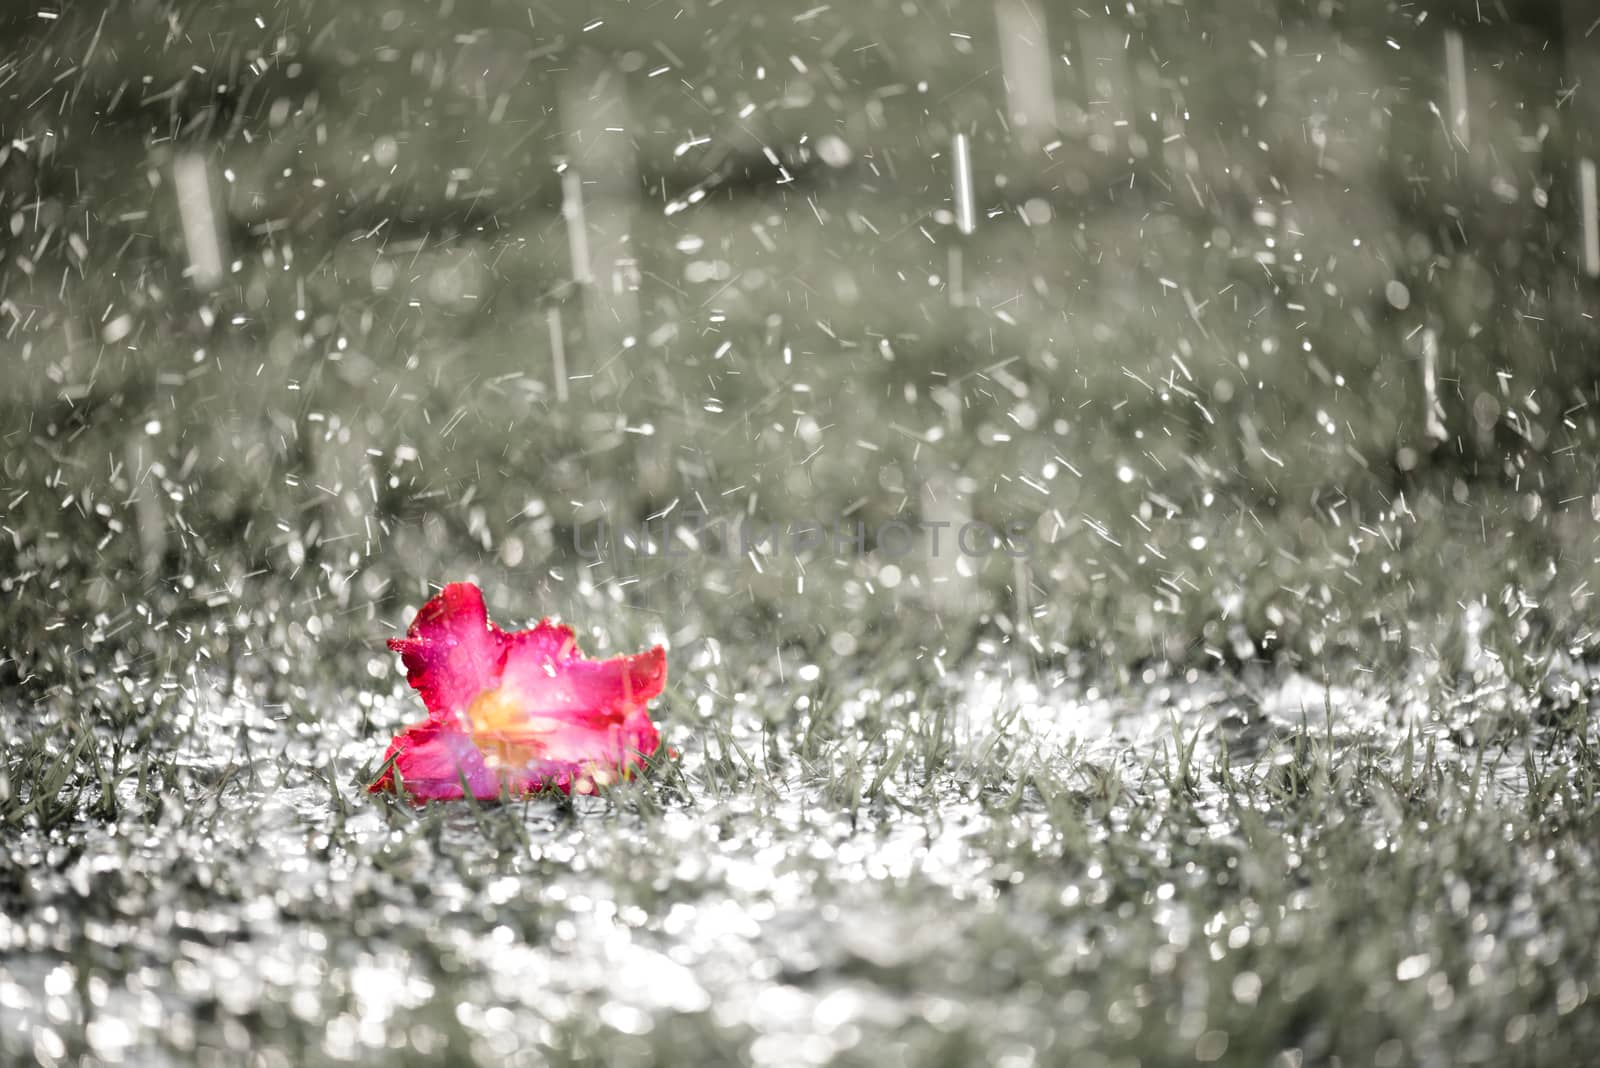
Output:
[[4, 648, 1597, 1065], [4, 0, 1600, 1065]]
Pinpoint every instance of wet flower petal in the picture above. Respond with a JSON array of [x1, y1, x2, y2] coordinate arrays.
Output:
[[371, 582, 667, 801], [370, 719, 501, 800], [385, 582, 503, 720]]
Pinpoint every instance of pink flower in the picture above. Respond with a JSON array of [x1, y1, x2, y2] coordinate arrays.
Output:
[[370, 583, 666, 801]]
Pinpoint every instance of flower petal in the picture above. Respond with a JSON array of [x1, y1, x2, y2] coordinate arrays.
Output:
[[498, 630, 664, 719], [502, 618, 582, 666], [370, 719, 513, 801], [386, 583, 503, 720], [483, 641, 666, 768]]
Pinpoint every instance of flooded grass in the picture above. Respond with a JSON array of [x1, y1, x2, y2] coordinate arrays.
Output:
[[4, 636, 1597, 1065], [5, 1, 1600, 1064]]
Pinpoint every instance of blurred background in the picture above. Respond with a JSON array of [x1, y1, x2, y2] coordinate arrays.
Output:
[[6, 0, 1600, 674], [6, 3, 1600, 1064]]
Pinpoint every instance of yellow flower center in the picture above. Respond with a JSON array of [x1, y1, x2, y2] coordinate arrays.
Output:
[[466, 686, 553, 768]]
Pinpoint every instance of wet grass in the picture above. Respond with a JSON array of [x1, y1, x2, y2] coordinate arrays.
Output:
[[5, 1, 1600, 1065], [3, 642, 1598, 1065]]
